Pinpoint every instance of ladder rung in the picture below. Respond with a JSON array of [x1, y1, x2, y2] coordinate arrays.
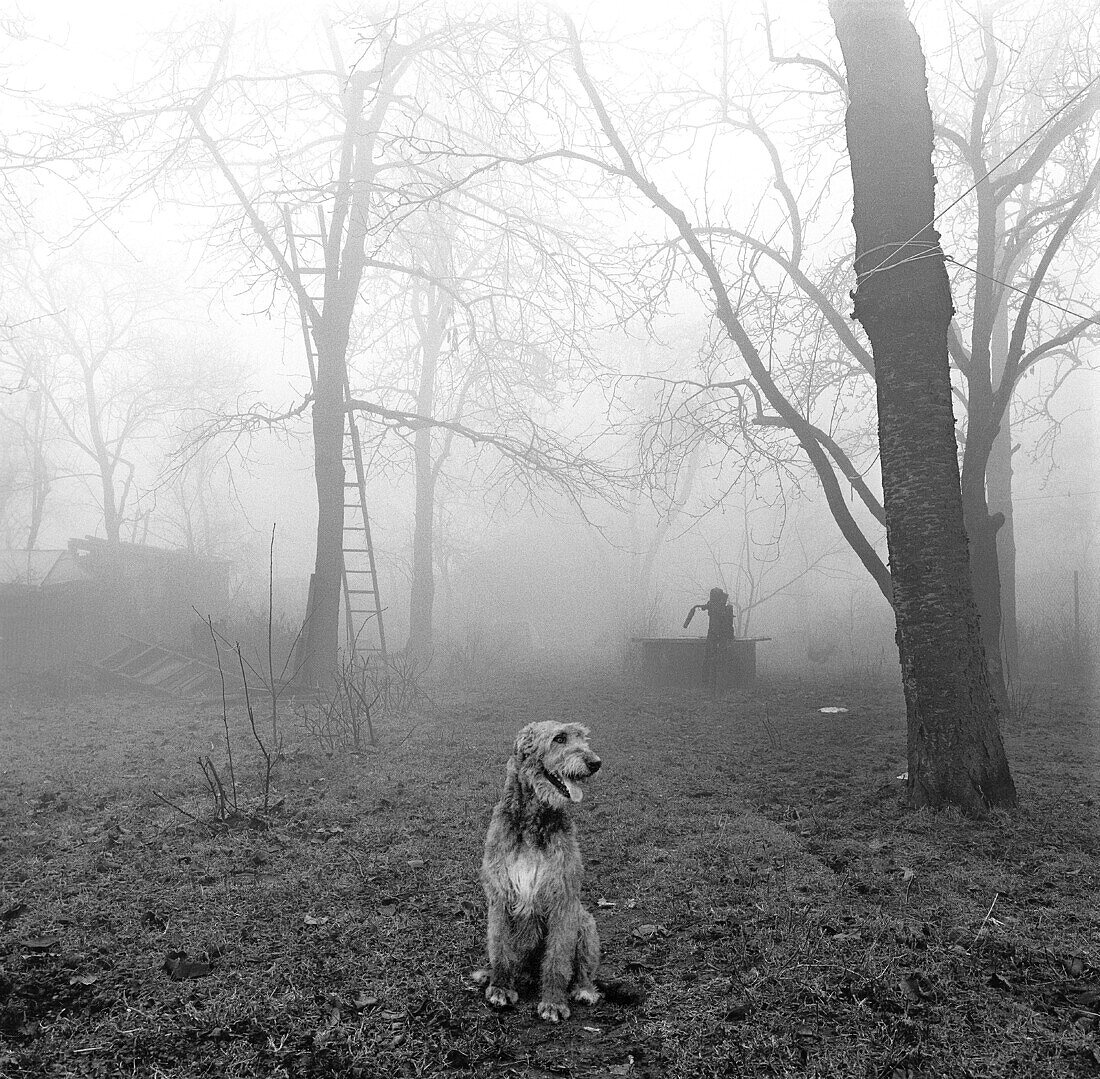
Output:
[[343, 547, 371, 552], [344, 567, 373, 573], [346, 588, 377, 594]]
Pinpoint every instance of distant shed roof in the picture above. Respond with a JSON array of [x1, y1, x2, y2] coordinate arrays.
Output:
[[61, 536, 233, 582]]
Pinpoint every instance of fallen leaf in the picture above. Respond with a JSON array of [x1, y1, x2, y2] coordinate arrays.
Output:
[[900, 867, 916, 882], [20, 937, 59, 951], [163, 954, 211, 980], [303, 914, 329, 926], [597, 897, 618, 908]]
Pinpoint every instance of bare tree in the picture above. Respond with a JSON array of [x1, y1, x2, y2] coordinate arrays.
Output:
[[3, 245, 225, 545], [89, 7, 628, 681], [829, 0, 1016, 813], [927, 3, 1100, 686], [493, 3, 1097, 715]]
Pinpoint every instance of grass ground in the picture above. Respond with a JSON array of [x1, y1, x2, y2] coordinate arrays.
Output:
[[0, 666, 1097, 1078]]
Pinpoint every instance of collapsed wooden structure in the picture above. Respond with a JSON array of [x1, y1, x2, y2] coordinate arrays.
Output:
[[0, 538, 233, 686]]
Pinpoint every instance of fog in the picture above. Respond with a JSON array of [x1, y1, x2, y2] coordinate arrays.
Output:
[[2, 0, 1098, 690]]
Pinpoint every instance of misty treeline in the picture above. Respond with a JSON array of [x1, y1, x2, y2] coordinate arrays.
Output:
[[1, 1, 1098, 813]]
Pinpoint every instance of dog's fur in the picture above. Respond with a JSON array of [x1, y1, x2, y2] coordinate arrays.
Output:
[[471, 721, 602, 1022]]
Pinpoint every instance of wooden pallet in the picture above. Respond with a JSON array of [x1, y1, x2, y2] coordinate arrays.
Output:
[[97, 635, 234, 699]]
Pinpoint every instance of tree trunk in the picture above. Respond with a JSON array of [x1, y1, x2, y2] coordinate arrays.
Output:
[[959, 131, 1009, 711], [81, 366, 122, 544], [961, 470, 1006, 707], [407, 287, 443, 660], [987, 224, 1018, 684], [303, 319, 348, 686], [302, 78, 374, 685], [830, 0, 1016, 814], [987, 410, 1018, 681], [408, 455, 436, 659], [26, 394, 49, 551]]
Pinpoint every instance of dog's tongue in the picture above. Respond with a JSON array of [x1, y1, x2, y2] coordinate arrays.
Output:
[[564, 777, 583, 802]]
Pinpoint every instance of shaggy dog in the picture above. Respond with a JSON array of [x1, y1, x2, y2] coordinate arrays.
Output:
[[471, 721, 602, 1022]]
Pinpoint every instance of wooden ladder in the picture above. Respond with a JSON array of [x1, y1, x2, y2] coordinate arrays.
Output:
[[283, 207, 388, 666]]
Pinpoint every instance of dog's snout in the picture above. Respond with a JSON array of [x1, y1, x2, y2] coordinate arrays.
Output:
[[587, 757, 602, 775]]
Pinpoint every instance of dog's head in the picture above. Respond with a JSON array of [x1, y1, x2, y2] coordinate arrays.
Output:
[[510, 721, 601, 807]]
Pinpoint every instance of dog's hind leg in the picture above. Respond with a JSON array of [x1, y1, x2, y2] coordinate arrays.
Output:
[[484, 898, 520, 1008], [570, 909, 601, 1004]]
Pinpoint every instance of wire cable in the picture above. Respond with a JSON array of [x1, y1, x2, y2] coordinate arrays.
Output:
[[856, 72, 1100, 284]]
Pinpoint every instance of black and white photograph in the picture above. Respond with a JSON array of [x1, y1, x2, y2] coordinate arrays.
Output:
[[0, 1, 1097, 1075]]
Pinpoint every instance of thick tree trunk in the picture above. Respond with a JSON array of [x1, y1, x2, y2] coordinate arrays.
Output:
[[830, 0, 1016, 814], [302, 78, 375, 685], [303, 318, 348, 686]]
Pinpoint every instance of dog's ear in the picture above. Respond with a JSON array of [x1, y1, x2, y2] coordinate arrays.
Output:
[[513, 723, 538, 761]]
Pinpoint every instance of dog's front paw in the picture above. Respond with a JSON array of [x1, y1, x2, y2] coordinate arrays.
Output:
[[537, 1000, 571, 1023], [485, 984, 518, 1008], [570, 985, 601, 1005]]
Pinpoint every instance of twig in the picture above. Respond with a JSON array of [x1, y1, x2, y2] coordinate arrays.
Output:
[[238, 643, 274, 813], [972, 892, 1000, 947], [267, 523, 278, 747], [199, 756, 231, 819], [151, 790, 217, 833], [207, 616, 238, 812]]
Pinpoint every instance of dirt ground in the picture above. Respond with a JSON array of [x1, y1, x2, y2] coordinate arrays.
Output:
[[0, 665, 1098, 1078]]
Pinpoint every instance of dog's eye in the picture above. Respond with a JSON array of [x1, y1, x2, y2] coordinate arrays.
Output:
[[553, 732, 567, 744]]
